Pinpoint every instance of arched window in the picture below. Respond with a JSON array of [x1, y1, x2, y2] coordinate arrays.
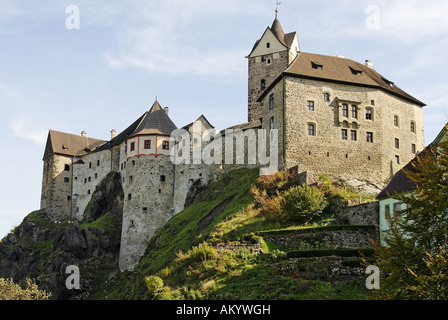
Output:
[[307, 123, 316, 136], [394, 115, 399, 127]]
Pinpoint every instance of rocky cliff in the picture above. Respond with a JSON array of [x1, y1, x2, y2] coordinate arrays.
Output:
[[0, 172, 124, 300]]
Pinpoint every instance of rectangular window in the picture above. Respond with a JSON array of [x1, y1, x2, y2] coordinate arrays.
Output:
[[351, 105, 358, 119], [269, 93, 274, 110], [394, 116, 399, 127], [130, 142, 135, 151], [162, 141, 169, 150], [393, 203, 401, 213], [385, 204, 390, 216], [307, 101, 315, 111], [341, 129, 348, 140], [411, 121, 416, 133], [64, 164, 70, 171], [342, 104, 348, 117], [160, 175, 166, 182], [367, 132, 374, 143], [395, 138, 400, 149], [324, 93, 330, 102], [97, 160, 100, 166], [351, 130, 357, 141], [144, 140, 151, 149], [366, 109, 373, 120], [395, 155, 400, 164], [64, 177, 69, 183], [412, 144, 417, 154]]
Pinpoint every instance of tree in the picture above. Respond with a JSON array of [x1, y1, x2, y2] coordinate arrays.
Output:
[[373, 130, 448, 299], [0, 278, 51, 300]]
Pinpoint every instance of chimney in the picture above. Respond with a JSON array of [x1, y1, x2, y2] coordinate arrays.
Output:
[[164, 107, 169, 115], [365, 60, 373, 68], [111, 129, 117, 139], [81, 131, 87, 137]]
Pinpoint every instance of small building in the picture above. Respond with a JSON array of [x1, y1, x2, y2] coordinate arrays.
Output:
[[377, 124, 448, 245]]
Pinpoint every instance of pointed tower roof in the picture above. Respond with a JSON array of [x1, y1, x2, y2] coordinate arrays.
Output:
[[271, 10, 286, 45], [132, 100, 178, 136]]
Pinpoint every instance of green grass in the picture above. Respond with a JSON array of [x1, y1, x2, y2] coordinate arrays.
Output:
[[102, 167, 372, 301]]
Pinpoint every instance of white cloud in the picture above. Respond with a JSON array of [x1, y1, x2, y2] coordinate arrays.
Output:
[[100, 0, 258, 75], [10, 116, 48, 146]]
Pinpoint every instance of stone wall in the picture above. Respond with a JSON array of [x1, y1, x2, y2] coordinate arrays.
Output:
[[262, 227, 377, 251], [261, 76, 425, 184], [119, 154, 175, 271], [340, 201, 380, 229], [248, 49, 289, 122], [40, 153, 73, 221], [72, 149, 112, 220]]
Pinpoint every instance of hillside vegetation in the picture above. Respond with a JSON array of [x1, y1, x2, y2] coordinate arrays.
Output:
[[0, 168, 375, 300], [104, 168, 373, 300]]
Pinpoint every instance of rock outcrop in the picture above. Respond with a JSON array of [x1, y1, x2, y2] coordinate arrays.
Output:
[[0, 172, 123, 300]]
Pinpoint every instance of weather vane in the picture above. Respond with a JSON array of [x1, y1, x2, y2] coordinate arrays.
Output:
[[275, 0, 281, 17]]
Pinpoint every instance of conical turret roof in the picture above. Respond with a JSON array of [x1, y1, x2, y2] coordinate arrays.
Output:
[[132, 100, 178, 136], [271, 15, 286, 45]]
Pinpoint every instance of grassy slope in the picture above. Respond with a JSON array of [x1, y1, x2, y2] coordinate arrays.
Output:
[[103, 168, 369, 300]]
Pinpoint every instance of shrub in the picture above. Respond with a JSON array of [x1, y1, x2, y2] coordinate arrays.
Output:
[[0, 278, 51, 300], [189, 243, 218, 262], [282, 185, 327, 224], [145, 275, 164, 297], [250, 185, 284, 217]]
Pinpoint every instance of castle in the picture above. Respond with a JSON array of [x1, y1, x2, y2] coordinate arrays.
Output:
[[40, 12, 426, 271]]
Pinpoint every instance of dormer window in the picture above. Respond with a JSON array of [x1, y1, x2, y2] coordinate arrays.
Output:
[[349, 67, 362, 75], [382, 77, 394, 87], [311, 62, 323, 70]]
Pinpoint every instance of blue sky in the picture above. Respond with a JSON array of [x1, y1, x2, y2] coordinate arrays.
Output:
[[1, 0, 447, 238]]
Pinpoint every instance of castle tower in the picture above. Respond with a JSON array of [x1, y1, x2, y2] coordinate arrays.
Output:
[[247, 9, 300, 122], [119, 100, 179, 271]]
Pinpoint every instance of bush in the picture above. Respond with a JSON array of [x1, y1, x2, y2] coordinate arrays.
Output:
[[0, 278, 51, 300], [281, 185, 327, 224], [189, 243, 218, 262], [145, 275, 164, 297]]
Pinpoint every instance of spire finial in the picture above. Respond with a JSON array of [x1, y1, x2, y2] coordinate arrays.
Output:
[[275, 0, 281, 18]]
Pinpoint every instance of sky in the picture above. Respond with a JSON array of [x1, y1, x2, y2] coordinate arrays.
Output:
[[1, 0, 448, 239]]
